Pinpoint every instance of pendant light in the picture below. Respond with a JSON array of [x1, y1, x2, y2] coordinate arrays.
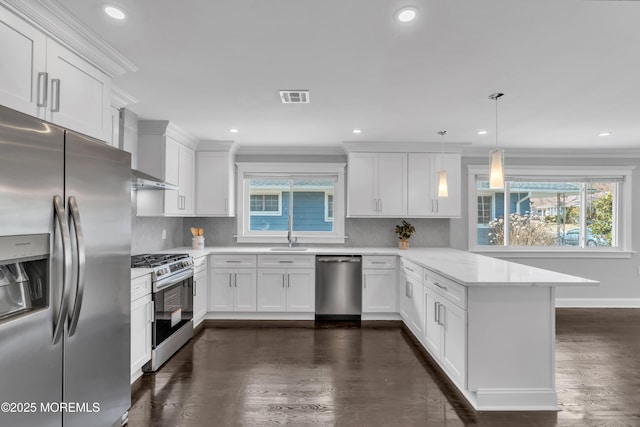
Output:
[[437, 130, 448, 198], [488, 92, 505, 189]]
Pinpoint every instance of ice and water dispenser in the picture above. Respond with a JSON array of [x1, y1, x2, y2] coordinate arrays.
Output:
[[0, 235, 48, 322]]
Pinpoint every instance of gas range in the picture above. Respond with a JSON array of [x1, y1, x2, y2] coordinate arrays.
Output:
[[131, 253, 194, 290]]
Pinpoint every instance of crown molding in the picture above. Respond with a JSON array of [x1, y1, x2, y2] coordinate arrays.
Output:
[[197, 140, 234, 152], [111, 85, 138, 108], [343, 140, 470, 153], [2, 0, 137, 77], [461, 147, 640, 159], [138, 120, 200, 150], [235, 145, 347, 156]]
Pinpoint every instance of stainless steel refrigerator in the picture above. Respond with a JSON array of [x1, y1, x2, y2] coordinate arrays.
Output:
[[0, 105, 131, 427]]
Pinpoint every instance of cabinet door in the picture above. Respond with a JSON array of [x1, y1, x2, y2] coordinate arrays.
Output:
[[234, 269, 257, 311], [130, 294, 152, 377], [0, 8, 47, 117], [208, 269, 235, 311], [347, 153, 378, 216], [362, 269, 397, 312], [286, 269, 315, 312], [163, 137, 181, 215], [377, 153, 407, 216], [441, 301, 467, 387], [424, 288, 443, 357], [408, 276, 424, 337], [257, 269, 287, 311], [179, 144, 195, 215], [432, 153, 461, 217], [193, 270, 207, 326], [196, 151, 232, 216], [407, 153, 433, 216], [46, 40, 111, 142]]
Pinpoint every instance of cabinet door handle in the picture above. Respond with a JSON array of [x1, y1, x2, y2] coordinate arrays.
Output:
[[234, 273, 237, 287], [282, 274, 285, 288], [435, 302, 440, 324], [436, 199, 439, 213], [51, 78, 61, 112], [438, 303, 445, 326], [193, 280, 197, 296], [37, 72, 48, 107], [228, 273, 232, 287], [287, 274, 290, 288], [434, 282, 448, 291], [374, 198, 378, 212], [149, 301, 154, 323]]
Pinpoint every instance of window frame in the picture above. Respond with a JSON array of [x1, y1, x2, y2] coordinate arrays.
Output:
[[249, 192, 282, 216], [467, 165, 634, 257], [236, 162, 346, 244], [325, 192, 334, 223]]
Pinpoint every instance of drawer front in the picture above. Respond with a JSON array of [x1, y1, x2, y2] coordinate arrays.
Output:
[[400, 258, 422, 281], [194, 255, 207, 273], [210, 254, 257, 268], [424, 269, 466, 310], [363, 255, 397, 269], [258, 255, 315, 268], [131, 274, 152, 301]]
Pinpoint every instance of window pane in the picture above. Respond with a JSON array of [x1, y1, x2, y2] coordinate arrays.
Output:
[[586, 182, 614, 247], [248, 179, 288, 231], [291, 179, 334, 232], [476, 180, 502, 246]]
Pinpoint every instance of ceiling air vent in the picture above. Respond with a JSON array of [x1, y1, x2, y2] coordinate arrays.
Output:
[[279, 90, 310, 104]]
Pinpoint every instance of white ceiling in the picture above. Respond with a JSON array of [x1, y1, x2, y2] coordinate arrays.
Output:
[[55, 0, 640, 152]]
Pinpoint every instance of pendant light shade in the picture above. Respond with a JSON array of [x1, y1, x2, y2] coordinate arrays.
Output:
[[437, 130, 449, 198], [489, 148, 504, 189], [437, 170, 449, 197], [488, 92, 505, 189]]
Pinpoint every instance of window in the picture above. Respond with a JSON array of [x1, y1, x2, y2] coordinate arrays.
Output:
[[250, 193, 281, 216], [468, 166, 632, 253], [237, 163, 346, 244], [325, 193, 334, 222]]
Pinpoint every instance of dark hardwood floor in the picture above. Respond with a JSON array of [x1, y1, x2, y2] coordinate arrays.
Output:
[[128, 309, 640, 426]]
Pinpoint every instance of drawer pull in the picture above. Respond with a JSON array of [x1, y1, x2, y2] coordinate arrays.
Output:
[[279, 260, 294, 263], [226, 260, 242, 263], [434, 282, 448, 291], [370, 261, 386, 264], [405, 266, 414, 272]]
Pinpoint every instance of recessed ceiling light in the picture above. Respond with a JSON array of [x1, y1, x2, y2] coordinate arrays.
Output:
[[229, 128, 239, 133], [477, 130, 488, 135], [352, 129, 362, 134], [599, 131, 612, 137], [396, 7, 417, 23], [104, 5, 126, 20]]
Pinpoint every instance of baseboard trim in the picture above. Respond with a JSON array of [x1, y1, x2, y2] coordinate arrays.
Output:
[[556, 298, 640, 308], [473, 388, 558, 411]]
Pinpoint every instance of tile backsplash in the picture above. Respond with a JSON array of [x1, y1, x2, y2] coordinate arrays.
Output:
[[131, 192, 184, 254]]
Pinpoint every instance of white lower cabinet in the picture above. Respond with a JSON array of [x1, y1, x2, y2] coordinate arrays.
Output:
[[424, 283, 467, 388], [209, 268, 257, 311], [257, 268, 315, 312], [257, 255, 315, 312], [362, 256, 397, 313], [399, 271, 424, 338], [130, 273, 152, 383], [193, 256, 207, 326]]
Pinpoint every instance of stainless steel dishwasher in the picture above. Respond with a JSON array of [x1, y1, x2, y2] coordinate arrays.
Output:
[[315, 255, 362, 320]]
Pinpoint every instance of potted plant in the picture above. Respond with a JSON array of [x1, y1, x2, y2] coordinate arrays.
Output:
[[395, 220, 415, 250]]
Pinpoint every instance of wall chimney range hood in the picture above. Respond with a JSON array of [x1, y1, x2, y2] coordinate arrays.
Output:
[[131, 169, 178, 190]]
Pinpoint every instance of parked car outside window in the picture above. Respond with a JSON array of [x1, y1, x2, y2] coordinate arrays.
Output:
[[558, 228, 609, 247]]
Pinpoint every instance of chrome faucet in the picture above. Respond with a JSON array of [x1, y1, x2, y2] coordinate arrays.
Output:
[[287, 229, 295, 247]]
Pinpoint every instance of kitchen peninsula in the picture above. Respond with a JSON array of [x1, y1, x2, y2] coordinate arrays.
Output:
[[147, 246, 597, 411]]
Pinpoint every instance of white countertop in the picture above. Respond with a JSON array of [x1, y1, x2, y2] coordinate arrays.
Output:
[[155, 246, 598, 287]]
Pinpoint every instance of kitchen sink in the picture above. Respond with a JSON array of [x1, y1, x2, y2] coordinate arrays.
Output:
[[268, 247, 308, 251]]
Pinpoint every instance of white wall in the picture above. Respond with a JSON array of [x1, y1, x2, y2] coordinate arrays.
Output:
[[451, 155, 640, 307]]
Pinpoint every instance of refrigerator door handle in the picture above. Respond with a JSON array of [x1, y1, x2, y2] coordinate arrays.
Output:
[[67, 196, 86, 337], [52, 195, 72, 344]]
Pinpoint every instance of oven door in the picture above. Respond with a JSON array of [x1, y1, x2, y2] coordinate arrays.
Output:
[[152, 272, 193, 348]]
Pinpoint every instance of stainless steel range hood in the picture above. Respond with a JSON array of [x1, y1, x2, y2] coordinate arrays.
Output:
[[131, 169, 178, 190]]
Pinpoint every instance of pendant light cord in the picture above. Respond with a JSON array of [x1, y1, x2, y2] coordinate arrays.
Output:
[[489, 92, 504, 150]]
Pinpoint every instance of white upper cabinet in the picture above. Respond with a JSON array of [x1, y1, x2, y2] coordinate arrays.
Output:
[[195, 144, 235, 216], [137, 121, 198, 216], [0, 5, 134, 142], [347, 152, 407, 217], [45, 40, 112, 141], [407, 153, 461, 217], [0, 7, 46, 118]]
